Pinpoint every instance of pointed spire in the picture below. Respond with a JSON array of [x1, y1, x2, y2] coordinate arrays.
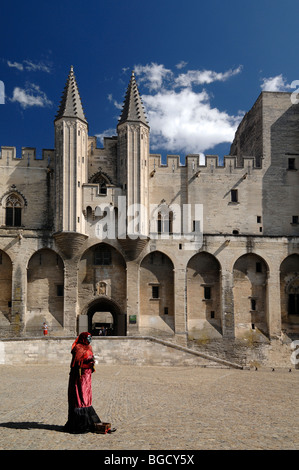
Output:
[[118, 71, 149, 127], [55, 66, 87, 124]]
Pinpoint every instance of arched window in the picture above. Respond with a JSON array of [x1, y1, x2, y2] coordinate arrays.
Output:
[[89, 172, 111, 195], [5, 194, 23, 227], [94, 245, 112, 265], [157, 208, 173, 234]]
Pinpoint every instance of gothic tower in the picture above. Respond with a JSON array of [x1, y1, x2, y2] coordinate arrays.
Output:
[[54, 66, 88, 237], [117, 71, 150, 238]]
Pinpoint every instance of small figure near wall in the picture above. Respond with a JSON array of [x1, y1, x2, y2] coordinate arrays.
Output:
[[42, 321, 48, 336]]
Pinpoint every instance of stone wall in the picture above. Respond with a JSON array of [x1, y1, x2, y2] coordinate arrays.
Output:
[[0, 336, 297, 369]]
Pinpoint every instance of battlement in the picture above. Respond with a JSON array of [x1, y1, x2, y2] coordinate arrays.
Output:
[[0, 146, 54, 167], [148, 153, 262, 174]]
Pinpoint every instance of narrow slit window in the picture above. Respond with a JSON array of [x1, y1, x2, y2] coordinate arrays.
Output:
[[204, 286, 211, 300], [57, 285, 64, 297], [256, 262, 262, 273], [152, 285, 159, 299], [231, 189, 238, 202]]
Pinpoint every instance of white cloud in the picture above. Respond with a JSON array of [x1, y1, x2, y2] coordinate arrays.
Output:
[[7, 59, 51, 73], [134, 63, 173, 91], [0, 81, 4, 104], [174, 66, 242, 88], [142, 87, 242, 154], [96, 128, 116, 145], [260, 74, 292, 92], [101, 63, 243, 155], [108, 93, 122, 110], [176, 61, 188, 70], [7, 60, 24, 71], [10, 83, 52, 109], [23, 60, 51, 73], [132, 63, 243, 154]]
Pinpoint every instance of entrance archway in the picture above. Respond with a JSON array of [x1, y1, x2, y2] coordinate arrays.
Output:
[[280, 254, 299, 335], [81, 297, 127, 336], [233, 253, 268, 336]]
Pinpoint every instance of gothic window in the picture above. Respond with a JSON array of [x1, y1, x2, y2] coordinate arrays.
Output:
[[89, 172, 111, 195], [94, 246, 111, 265], [157, 213, 162, 234], [5, 194, 23, 227], [157, 210, 173, 234]]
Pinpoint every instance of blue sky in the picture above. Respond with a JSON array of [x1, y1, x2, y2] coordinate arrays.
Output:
[[0, 0, 298, 163]]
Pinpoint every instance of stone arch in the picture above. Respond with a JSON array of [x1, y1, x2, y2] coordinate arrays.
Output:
[[280, 254, 299, 336], [186, 251, 222, 338], [86, 205, 93, 222], [139, 250, 174, 336], [89, 171, 112, 194], [78, 242, 127, 333], [233, 253, 268, 337], [80, 296, 125, 336], [0, 250, 12, 335], [26, 248, 64, 335]]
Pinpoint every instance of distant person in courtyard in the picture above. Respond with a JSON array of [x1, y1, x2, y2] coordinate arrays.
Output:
[[64, 332, 102, 433], [42, 322, 48, 336]]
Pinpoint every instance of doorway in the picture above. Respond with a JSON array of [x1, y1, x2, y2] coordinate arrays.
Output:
[[288, 294, 299, 316], [84, 297, 127, 336]]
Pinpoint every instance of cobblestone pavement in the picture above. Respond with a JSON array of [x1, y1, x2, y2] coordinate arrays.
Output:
[[0, 363, 298, 451]]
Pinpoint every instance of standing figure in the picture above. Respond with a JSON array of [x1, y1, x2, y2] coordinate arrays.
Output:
[[64, 332, 101, 433], [42, 322, 48, 336]]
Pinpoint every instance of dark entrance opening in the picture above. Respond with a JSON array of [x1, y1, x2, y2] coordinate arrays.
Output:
[[86, 298, 127, 337], [289, 294, 299, 316]]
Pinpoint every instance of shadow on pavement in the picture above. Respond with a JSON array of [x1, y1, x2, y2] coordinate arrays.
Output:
[[0, 421, 66, 432]]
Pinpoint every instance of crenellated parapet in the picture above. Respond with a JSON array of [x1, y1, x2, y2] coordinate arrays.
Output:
[[0, 146, 54, 168], [148, 153, 262, 175]]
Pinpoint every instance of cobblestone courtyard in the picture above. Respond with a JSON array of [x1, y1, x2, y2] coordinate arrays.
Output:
[[0, 363, 298, 451]]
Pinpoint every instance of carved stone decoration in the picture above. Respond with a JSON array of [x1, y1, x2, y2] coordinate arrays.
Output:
[[118, 236, 149, 261], [53, 231, 88, 259], [98, 281, 107, 295]]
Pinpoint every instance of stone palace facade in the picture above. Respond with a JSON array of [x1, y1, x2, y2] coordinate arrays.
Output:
[[0, 66, 298, 359]]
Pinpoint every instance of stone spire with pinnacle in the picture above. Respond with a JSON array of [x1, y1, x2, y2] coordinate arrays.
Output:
[[55, 65, 87, 124], [118, 71, 149, 127]]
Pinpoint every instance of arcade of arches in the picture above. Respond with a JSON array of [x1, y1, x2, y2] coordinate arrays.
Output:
[[0, 245, 298, 340]]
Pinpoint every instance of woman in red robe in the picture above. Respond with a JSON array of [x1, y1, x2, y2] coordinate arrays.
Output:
[[64, 332, 101, 433]]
